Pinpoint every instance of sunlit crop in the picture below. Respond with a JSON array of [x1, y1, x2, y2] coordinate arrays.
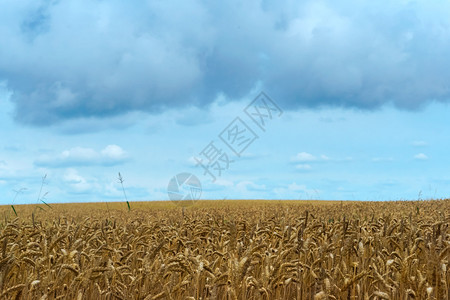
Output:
[[0, 199, 448, 299]]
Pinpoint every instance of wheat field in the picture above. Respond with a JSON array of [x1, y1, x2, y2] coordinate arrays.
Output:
[[0, 199, 448, 299]]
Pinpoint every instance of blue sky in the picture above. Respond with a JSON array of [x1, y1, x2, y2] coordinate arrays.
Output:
[[1, 0, 450, 204]]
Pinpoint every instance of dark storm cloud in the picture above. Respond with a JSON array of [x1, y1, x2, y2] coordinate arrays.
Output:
[[1, 0, 450, 126]]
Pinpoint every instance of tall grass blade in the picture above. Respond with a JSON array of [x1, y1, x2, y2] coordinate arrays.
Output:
[[40, 199, 52, 209], [11, 205, 17, 217], [118, 172, 130, 211]]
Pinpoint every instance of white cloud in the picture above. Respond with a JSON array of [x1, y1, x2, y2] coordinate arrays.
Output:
[[295, 164, 312, 170], [273, 182, 320, 199], [213, 178, 234, 188], [35, 145, 129, 167], [62, 147, 97, 161], [101, 145, 128, 160], [414, 153, 428, 160], [187, 156, 198, 166], [235, 181, 266, 193], [411, 141, 428, 147], [104, 182, 124, 198], [291, 152, 317, 162], [63, 168, 85, 183], [287, 182, 309, 192], [63, 169, 100, 194], [292, 152, 339, 163], [291, 152, 351, 169]]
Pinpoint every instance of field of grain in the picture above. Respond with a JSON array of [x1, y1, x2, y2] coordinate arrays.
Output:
[[0, 199, 448, 299]]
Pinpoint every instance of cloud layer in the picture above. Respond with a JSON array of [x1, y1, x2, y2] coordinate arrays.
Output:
[[35, 145, 128, 167], [2, 0, 450, 126]]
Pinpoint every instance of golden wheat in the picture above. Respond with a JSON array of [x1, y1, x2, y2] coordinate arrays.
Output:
[[0, 199, 447, 299]]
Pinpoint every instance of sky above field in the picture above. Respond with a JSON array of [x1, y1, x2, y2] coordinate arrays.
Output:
[[1, 0, 450, 204]]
